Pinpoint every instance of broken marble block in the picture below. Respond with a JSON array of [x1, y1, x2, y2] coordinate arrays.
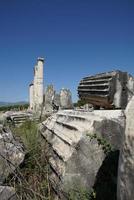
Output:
[[40, 109, 125, 199], [45, 85, 55, 113], [60, 88, 73, 109]]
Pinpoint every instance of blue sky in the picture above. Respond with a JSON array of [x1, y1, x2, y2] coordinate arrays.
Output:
[[0, 0, 134, 102]]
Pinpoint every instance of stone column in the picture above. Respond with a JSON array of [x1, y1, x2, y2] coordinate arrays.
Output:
[[29, 83, 34, 110], [33, 65, 38, 111], [117, 96, 134, 200], [33, 58, 44, 112], [36, 57, 44, 106]]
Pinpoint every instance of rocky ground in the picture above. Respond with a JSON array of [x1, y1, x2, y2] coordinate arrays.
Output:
[[0, 123, 25, 200]]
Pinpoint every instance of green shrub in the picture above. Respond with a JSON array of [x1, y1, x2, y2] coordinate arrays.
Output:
[[73, 99, 89, 107], [87, 133, 113, 155], [0, 104, 29, 112], [68, 187, 96, 200]]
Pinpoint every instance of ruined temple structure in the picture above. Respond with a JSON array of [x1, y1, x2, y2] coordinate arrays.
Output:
[[29, 58, 73, 114], [44, 85, 73, 114], [29, 57, 44, 112], [78, 70, 134, 109]]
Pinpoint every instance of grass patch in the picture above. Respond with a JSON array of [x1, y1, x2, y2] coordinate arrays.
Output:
[[7, 120, 52, 200]]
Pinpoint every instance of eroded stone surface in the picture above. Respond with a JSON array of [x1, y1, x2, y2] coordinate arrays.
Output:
[[0, 186, 16, 200], [0, 126, 25, 184], [117, 96, 134, 200], [60, 89, 73, 109], [45, 85, 55, 113], [40, 109, 125, 199], [78, 70, 134, 109]]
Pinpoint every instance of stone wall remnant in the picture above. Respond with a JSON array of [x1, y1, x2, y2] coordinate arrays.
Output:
[[60, 88, 73, 109], [53, 93, 60, 110], [44, 85, 55, 113], [44, 86, 73, 114]]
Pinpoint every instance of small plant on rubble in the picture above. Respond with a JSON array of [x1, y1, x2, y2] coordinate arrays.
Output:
[[87, 133, 113, 155], [68, 187, 96, 200], [87, 133, 118, 200]]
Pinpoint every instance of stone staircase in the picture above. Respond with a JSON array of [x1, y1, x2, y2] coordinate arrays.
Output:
[[5, 111, 39, 126]]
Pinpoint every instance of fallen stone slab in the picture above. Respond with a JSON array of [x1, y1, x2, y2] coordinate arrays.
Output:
[[40, 109, 125, 199]]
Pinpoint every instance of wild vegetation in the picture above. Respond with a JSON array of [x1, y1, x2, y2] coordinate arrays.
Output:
[[73, 99, 89, 107], [68, 187, 96, 200], [6, 120, 52, 200], [2, 118, 119, 200], [0, 103, 29, 112]]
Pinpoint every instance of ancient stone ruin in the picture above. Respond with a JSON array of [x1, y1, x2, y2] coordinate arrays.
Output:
[[27, 65, 134, 199], [29, 58, 73, 115], [40, 109, 125, 199], [44, 85, 55, 113], [29, 57, 44, 112], [78, 70, 134, 109], [60, 88, 73, 109]]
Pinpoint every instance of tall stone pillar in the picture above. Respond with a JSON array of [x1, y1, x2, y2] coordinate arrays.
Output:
[[32, 58, 44, 112], [36, 58, 44, 106], [29, 57, 44, 113], [117, 96, 134, 200], [29, 83, 34, 110], [33, 65, 37, 111]]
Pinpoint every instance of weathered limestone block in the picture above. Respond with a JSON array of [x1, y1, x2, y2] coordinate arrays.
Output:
[[117, 96, 134, 200], [0, 186, 16, 200], [60, 88, 73, 109], [45, 85, 55, 113], [40, 109, 125, 199], [3, 111, 38, 126], [78, 70, 134, 109], [0, 126, 25, 184]]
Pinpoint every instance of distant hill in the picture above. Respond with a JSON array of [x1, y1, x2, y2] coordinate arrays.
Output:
[[0, 101, 28, 107]]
